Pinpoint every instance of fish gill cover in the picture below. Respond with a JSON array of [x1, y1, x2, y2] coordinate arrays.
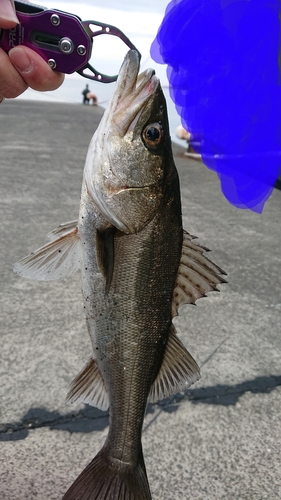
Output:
[[151, 0, 281, 213]]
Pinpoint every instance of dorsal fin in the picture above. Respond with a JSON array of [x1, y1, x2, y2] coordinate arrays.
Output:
[[13, 222, 81, 281], [172, 231, 227, 317], [149, 325, 200, 403]]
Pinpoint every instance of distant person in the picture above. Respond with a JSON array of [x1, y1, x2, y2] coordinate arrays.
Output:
[[176, 125, 201, 159], [82, 84, 90, 104], [176, 125, 191, 143], [0, 0, 64, 102], [82, 85, 97, 106]]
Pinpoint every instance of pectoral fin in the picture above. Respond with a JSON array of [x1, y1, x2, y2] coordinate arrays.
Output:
[[172, 230, 227, 317], [13, 222, 81, 281], [96, 227, 116, 293], [149, 325, 200, 403], [65, 357, 109, 411], [47, 220, 78, 240]]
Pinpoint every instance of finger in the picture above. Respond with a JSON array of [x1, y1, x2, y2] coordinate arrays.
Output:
[[0, 48, 27, 98], [9, 46, 65, 91], [0, 0, 19, 28]]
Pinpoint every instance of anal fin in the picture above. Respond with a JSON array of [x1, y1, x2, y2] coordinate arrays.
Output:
[[65, 356, 109, 411], [149, 325, 200, 403]]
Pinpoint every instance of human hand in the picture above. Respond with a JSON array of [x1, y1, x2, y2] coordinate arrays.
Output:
[[0, 0, 65, 100]]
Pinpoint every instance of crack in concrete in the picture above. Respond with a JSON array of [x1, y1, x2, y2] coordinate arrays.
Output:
[[0, 406, 109, 441], [1, 375, 280, 440], [0, 411, 108, 435]]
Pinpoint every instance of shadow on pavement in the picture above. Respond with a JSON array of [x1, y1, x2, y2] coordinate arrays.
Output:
[[0, 405, 109, 442], [1, 374, 280, 441], [184, 373, 281, 406], [143, 374, 281, 431]]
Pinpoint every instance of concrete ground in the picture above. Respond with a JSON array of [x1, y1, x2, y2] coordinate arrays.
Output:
[[0, 99, 280, 500]]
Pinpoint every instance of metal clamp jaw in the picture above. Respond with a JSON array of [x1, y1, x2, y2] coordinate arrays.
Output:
[[78, 21, 141, 83]]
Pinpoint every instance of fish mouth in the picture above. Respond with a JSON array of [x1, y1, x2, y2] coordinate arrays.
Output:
[[108, 184, 156, 195], [105, 50, 160, 137]]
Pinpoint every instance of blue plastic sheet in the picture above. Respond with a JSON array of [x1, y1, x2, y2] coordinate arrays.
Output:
[[151, 0, 281, 212]]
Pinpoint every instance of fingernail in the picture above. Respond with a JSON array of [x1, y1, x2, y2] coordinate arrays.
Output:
[[9, 47, 33, 74], [2, 0, 19, 23]]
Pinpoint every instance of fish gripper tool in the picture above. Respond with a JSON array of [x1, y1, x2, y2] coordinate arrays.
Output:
[[0, 0, 141, 83]]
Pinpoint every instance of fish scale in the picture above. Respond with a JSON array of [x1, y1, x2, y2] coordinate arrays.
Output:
[[95, 218, 181, 464]]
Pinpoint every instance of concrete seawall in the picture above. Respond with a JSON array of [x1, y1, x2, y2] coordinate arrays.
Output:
[[1, 99, 280, 499]]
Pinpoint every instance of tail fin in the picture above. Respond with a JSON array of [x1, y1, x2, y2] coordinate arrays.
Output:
[[62, 447, 152, 500]]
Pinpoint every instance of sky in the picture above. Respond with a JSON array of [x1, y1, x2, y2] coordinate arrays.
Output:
[[50, 0, 167, 13], [39, 0, 170, 82], [17, 0, 184, 146]]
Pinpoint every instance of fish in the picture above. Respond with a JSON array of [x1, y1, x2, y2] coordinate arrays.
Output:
[[13, 50, 226, 500]]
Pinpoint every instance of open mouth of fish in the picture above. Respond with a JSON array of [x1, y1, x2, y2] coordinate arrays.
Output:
[[106, 183, 157, 195], [111, 54, 160, 137], [93, 49, 160, 139]]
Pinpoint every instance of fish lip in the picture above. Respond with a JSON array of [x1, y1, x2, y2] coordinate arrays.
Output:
[[136, 68, 153, 86], [108, 184, 156, 195], [135, 68, 156, 92]]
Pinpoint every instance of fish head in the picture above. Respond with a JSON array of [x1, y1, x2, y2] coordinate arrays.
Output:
[[84, 50, 174, 234]]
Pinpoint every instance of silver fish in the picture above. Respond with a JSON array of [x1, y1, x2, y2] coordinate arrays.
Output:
[[14, 50, 226, 500]]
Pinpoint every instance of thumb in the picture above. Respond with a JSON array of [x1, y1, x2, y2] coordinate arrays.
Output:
[[9, 45, 65, 92], [0, 0, 19, 28]]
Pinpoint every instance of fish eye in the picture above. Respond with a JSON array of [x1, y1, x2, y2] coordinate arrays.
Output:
[[142, 123, 163, 150]]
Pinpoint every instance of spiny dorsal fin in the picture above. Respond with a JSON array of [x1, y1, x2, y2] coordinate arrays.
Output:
[[65, 356, 109, 411], [13, 222, 81, 281], [148, 325, 200, 403], [96, 227, 116, 293], [172, 230, 227, 317]]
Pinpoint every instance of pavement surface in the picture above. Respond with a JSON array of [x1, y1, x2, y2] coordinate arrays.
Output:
[[0, 99, 281, 500]]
